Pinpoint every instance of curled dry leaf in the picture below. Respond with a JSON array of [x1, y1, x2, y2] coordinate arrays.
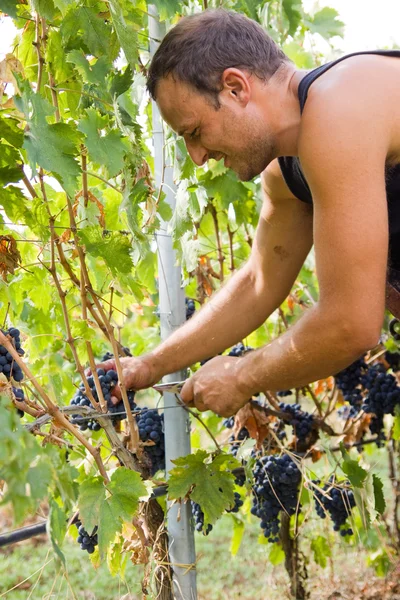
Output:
[[0, 54, 24, 92], [233, 401, 274, 449], [0, 235, 21, 281], [343, 413, 372, 446], [74, 190, 106, 228], [122, 520, 150, 566]]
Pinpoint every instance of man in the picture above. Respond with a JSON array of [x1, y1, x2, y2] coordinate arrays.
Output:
[[104, 10, 400, 417]]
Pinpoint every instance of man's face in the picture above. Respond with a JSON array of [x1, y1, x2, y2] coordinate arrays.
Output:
[[156, 75, 276, 181]]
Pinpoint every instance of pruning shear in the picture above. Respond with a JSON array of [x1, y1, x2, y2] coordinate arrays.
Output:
[[152, 380, 186, 394]]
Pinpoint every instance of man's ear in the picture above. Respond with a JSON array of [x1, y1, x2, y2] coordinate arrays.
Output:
[[220, 68, 251, 106]]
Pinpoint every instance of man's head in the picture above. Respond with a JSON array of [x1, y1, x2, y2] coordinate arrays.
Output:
[[147, 10, 292, 181]]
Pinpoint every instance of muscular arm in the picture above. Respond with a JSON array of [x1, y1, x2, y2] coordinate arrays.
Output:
[[147, 159, 313, 381], [233, 82, 389, 400]]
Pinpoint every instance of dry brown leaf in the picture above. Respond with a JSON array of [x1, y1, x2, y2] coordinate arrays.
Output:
[[233, 402, 273, 449], [343, 413, 372, 446], [0, 235, 21, 280], [0, 54, 24, 91]]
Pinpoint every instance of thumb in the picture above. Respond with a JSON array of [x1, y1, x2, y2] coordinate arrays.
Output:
[[180, 377, 195, 406]]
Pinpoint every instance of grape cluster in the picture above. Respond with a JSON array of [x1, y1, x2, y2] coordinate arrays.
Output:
[[0, 327, 24, 383], [136, 407, 165, 475], [69, 369, 136, 431], [75, 520, 98, 554], [334, 355, 367, 415], [226, 492, 244, 513], [313, 479, 355, 536], [361, 363, 400, 440], [228, 343, 253, 357], [251, 454, 301, 543], [101, 347, 132, 362], [277, 390, 292, 397], [13, 387, 25, 418], [279, 402, 314, 444], [385, 350, 400, 372], [191, 501, 212, 535], [185, 298, 196, 320]]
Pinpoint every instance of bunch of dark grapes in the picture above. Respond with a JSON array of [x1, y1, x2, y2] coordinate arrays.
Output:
[[136, 407, 165, 475], [313, 479, 355, 536], [0, 327, 24, 383], [226, 492, 244, 513], [101, 347, 132, 362], [251, 454, 301, 542], [385, 350, 400, 372], [228, 343, 253, 357], [334, 355, 368, 416], [191, 501, 212, 535], [75, 520, 98, 554], [12, 387, 25, 417], [69, 369, 136, 431], [229, 427, 249, 457], [185, 298, 196, 320], [361, 363, 400, 441], [279, 402, 314, 444], [277, 390, 292, 397]]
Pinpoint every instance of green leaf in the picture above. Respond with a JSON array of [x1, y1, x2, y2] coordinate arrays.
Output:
[[305, 7, 344, 40], [78, 226, 134, 276], [372, 474, 386, 516], [340, 445, 368, 488], [76, 5, 111, 57], [0, 0, 20, 18], [230, 515, 245, 556], [151, 0, 180, 20], [27, 460, 52, 500], [78, 108, 128, 177], [108, 0, 138, 70], [168, 450, 239, 526], [282, 0, 302, 36], [67, 51, 110, 86], [268, 543, 285, 565], [106, 468, 147, 521], [14, 89, 80, 194], [311, 535, 331, 568], [393, 405, 400, 440], [0, 114, 24, 147], [79, 476, 105, 533], [48, 499, 67, 565], [31, 0, 57, 20]]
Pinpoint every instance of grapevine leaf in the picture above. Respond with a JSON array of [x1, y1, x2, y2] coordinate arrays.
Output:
[[0, 0, 20, 18], [282, 0, 303, 36], [168, 450, 239, 526], [78, 108, 128, 177], [151, 0, 180, 20], [106, 467, 148, 521], [77, 227, 134, 275], [230, 515, 245, 556], [311, 535, 331, 568], [79, 476, 105, 533], [31, 0, 57, 20], [27, 459, 52, 500], [340, 445, 368, 488], [48, 499, 67, 565], [304, 7, 344, 40], [67, 51, 110, 85], [0, 166, 22, 185], [76, 5, 111, 58], [98, 497, 121, 558], [0, 115, 24, 147], [108, 0, 138, 70], [393, 405, 400, 440], [268, 543, 285, 565], [372, 474, 386, 515]]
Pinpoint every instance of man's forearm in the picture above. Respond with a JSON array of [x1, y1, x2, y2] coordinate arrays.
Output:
[[237, 304, 380, 395], [148, 263, 287, 379]]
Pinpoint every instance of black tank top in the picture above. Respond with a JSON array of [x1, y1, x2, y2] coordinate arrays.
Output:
[[278, 50, 400, 268]]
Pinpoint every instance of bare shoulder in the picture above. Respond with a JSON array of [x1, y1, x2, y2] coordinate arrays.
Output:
[[299, 54, 400, 164], [261, 158, 299, 201]]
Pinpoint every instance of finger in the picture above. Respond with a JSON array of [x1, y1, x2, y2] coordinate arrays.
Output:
[[111, 386, 122, 401], [180, 378, 195, 405]]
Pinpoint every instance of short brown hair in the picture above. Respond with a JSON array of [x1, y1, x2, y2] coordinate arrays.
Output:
[[147, 9, 290, 106]]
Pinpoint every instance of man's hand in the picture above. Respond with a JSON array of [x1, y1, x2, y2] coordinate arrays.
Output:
[[92, 355, 159, 401], [180, 356, 251, 417]]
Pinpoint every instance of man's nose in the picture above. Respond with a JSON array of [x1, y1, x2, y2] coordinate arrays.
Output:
[[186, 141, 208, 166]]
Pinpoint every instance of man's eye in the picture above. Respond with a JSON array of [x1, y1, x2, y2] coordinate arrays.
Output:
[[189, 128, 199, 140]]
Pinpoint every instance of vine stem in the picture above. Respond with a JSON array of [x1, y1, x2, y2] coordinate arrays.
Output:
[[227, 225, 235, 272], [33, 13, 44, 94], [0, 330, 109, 482], [208, 202, 224, 281], [65, 195, 141, 455]]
